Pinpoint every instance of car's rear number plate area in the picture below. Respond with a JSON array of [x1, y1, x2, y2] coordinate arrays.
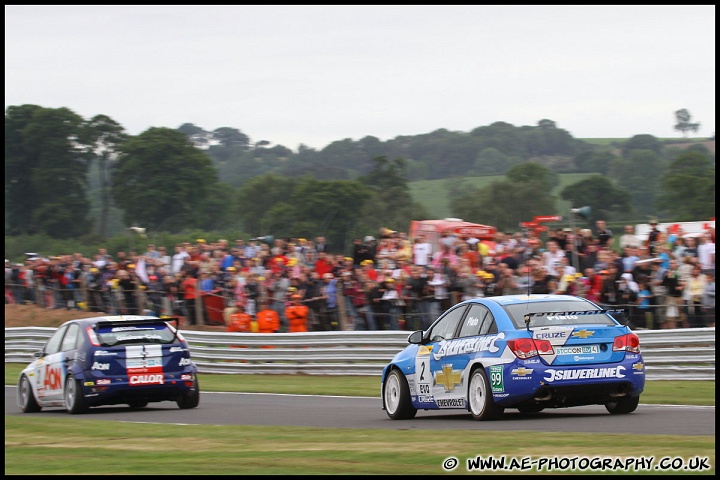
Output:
[[555, 345, 600, 355]]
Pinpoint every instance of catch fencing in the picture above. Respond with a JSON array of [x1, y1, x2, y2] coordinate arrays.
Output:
[[4, 327, 715, 381]]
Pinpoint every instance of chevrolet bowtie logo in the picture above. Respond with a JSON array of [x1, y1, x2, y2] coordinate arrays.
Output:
[[633, 362, 644, 371], [511, 367, 534, 376], [435, 365, 462, 392], [572, 329, 594, 339]]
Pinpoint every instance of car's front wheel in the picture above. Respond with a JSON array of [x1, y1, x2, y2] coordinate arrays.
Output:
[[19, 375, 41, 413], [177, 379, 200, 409], [605, 395, 640, 414], [64, 375, 89, 414], [468, 367, 504, 421], [383, 369, 417, 420]]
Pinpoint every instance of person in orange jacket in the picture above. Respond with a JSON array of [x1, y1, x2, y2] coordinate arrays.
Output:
[[285, 293, 309, 333], [256, 300, 280, 334], [227, 303, 252, 333]]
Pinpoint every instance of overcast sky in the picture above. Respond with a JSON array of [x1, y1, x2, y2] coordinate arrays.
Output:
[[5, 5, 716, 151]]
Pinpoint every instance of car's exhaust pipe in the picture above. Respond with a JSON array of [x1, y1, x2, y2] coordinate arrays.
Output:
[[609, 384, 628, 398], [534, 387, 553, 401]]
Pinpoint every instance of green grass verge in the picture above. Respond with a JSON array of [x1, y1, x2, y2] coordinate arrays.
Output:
[[5, 363, 714, 406], [4, 417, 715, 475]]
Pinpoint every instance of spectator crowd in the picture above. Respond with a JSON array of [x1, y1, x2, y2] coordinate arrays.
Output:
[[5, 221, 715, 332]]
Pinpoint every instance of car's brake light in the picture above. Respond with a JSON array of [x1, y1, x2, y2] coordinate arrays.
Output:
[[166, 322, 186, 342], [86, 326, 100, 346], [535, 340, 554, 355], [613, 333, 640, 353], [508, 338, 554, 359]]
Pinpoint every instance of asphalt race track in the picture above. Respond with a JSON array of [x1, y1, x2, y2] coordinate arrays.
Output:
[[5, 386, 715, 436]]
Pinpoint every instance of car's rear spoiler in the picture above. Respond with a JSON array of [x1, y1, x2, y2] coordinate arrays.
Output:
[[523, 309, 626, 319], [93, 316, 181, 330]]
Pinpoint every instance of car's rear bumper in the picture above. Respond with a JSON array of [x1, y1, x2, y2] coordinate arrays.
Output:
[[81, 375, 198, 407], [493, 358, 645, 407]]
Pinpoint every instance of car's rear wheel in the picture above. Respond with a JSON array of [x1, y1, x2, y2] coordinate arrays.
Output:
[[383, 369, 417, 420], [177, 378, 200, 409], [64, 375, 89, 414], [19, 375, 41, 413], [605, 395, 640, 414], [468, 367, 504, 421]]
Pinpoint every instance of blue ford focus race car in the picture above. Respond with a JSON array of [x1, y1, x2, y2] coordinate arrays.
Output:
[[381, 294, 645, 420], [17, 316, 199, 414]]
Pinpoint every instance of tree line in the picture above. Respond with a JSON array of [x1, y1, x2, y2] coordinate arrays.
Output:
[[5, 104, 715, 254]]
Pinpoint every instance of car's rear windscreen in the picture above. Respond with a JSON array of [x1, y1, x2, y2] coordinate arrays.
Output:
[[95, 323, 177, 346]]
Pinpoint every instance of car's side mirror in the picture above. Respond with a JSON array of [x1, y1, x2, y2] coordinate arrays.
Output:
[[407, 330, 424, 345], [32, 351, 43, 359]]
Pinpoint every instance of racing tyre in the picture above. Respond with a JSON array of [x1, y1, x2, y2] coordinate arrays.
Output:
[[64, 375, 89, 414], [605, 395, 640, 414], [19, 375, 41, 413], [128, 400, 148, 409], [384, 369, 417, 420], [468, 367, 504, 421], [177, 379, 200, 409]]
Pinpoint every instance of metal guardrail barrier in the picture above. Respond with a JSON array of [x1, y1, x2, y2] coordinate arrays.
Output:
[[5, 327, 715, 380]]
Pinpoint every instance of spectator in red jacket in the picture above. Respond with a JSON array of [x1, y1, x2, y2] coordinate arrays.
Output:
[[313, 251, 334, 278]]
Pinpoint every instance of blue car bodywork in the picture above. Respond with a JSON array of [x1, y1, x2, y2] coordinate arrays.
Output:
[[17, 315, 199, 414], [381, 294, 645, 420]]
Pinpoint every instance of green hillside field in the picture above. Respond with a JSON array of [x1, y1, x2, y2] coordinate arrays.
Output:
[[409, 173, 595, 221]]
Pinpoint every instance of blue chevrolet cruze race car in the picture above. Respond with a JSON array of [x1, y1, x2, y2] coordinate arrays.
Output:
[[381, 294, 645, 420], [17, 315, 199, 414]]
